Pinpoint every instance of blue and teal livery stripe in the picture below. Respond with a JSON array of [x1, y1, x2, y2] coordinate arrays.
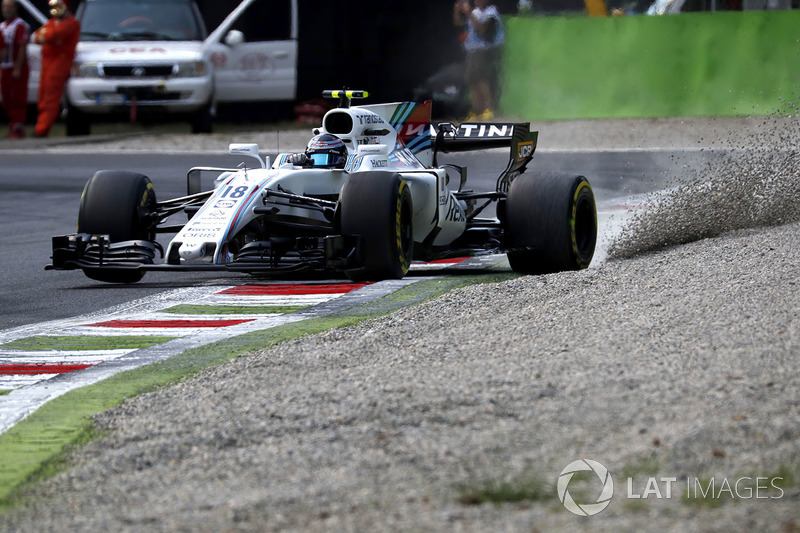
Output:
[[389, 102, 416, 130], [389, 102, 432, 155], [218, 175, 275, 264], [405, 132, 432, 153]]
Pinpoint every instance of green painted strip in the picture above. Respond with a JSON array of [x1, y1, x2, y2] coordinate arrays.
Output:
[[0, 391, 10, 397], [0, 273, 516, 511], [0, 336, 178, 352], [160, 304, 308, 315]]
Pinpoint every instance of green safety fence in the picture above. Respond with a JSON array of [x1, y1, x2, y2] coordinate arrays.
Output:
[[501, 10, 800, 119]]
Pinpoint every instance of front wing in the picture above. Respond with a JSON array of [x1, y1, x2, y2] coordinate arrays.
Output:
[[46, 233, 362, 275]]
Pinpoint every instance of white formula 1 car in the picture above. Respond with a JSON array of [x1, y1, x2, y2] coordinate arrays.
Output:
[[48, 90, 597, 283]]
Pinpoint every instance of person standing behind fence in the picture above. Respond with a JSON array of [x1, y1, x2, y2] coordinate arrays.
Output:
[[0, 0, 30, 139], [453, 0, 505, 122], [32, 0, 78, 138]]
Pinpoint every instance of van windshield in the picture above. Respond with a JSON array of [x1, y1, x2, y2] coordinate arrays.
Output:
[[78, 0, 206, 42]]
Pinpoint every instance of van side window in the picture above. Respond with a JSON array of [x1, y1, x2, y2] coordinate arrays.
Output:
[[230, 0, 291, 42]]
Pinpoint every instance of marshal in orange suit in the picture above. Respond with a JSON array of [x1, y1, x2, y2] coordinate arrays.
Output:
[[32, 0, 79, 137]]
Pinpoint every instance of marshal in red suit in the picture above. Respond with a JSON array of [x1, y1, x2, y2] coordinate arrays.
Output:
[[32, 0, 79, 137]]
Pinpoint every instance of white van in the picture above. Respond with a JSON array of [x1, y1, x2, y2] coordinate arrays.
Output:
[[15, 0, 297, 135]]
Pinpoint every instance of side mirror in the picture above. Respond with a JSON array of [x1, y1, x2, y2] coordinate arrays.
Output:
[[224, 29, 244, 46], [229, 143, 266, 168]]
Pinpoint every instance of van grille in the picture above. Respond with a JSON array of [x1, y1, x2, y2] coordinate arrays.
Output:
[[102, 65, 174, 78]]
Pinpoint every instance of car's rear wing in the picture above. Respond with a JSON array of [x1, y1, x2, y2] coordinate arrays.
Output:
[[433, 122, 539, 192]]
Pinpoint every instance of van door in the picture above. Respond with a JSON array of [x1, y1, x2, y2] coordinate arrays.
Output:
[[204, 0, 297, 103]]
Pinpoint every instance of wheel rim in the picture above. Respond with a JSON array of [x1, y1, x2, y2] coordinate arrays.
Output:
[[135, 182, 157, 241], [397, 183, 413, 270], [572, 183, 597, 265]]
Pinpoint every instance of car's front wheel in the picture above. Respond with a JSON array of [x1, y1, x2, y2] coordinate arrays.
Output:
[[77, 170, 158, 283], [340, 172, 414, 281]]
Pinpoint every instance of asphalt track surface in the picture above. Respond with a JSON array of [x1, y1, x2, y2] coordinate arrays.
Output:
[[0, 147, 713, 329]]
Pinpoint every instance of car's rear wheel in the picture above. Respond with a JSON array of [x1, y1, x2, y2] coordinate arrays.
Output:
[[77, 170, 157, 283], [340, 172, 413, 281], [505, 172, 597, 274]]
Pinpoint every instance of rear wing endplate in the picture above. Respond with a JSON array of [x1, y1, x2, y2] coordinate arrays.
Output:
[[433, 122, 539, 192]]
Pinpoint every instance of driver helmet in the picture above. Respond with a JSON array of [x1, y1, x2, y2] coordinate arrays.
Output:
[[49, 0, 68, 18], [305, 134, 347, 169]]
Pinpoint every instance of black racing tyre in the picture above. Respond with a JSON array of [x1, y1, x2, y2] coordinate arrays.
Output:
[[505, 172, 597, 275], [340, 172, 413, 281], [77, 170, 157, 283]]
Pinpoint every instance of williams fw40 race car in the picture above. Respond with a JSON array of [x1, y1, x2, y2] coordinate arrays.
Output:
[[48, 90, 598, 283]]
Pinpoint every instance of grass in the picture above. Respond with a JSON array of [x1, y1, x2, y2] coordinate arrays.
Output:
[[767, 465, 796, 491], [0, 336, 177, 351], [1, 423, 107, 511], [457, 468, 553, 506], [620, 454, 661, 480]]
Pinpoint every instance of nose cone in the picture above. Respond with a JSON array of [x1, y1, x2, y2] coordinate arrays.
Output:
[[179, 241, 215, 263]]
